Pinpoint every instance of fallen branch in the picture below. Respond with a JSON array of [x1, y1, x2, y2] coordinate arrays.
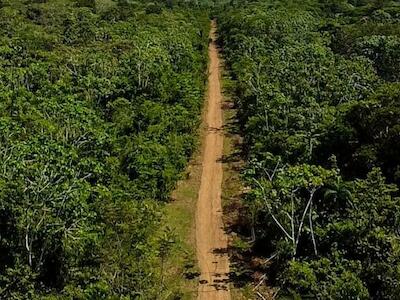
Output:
[[256, 291, 267, 300]]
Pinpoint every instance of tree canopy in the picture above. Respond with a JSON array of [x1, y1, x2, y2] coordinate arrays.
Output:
[[218, 0, 400, 297], [0, 0, 209, 298]]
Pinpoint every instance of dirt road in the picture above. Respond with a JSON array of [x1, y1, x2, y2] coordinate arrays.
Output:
[[195, 20, 231, 300]]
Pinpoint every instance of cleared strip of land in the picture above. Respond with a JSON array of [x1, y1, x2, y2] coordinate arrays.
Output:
[[196, 20, 231, 300]]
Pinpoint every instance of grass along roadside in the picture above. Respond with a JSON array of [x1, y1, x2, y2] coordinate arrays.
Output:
[[159, 105, 209, 299], [161, 157, 201, 299], [159, 52, 212, 299]]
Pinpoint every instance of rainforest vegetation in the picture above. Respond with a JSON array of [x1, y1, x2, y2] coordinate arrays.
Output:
[[0, 0, 209, 298], [218, 0, 400, 298], [2, 0, 400, 298]]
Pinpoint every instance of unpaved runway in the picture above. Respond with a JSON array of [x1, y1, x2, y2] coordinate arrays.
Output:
[[196, 20, 231, 300]]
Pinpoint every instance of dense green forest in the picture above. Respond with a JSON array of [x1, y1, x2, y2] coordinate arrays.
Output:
[[218, 0, 400, 298], [2, 0, 400, 298], [0, 0, 209, 298]]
